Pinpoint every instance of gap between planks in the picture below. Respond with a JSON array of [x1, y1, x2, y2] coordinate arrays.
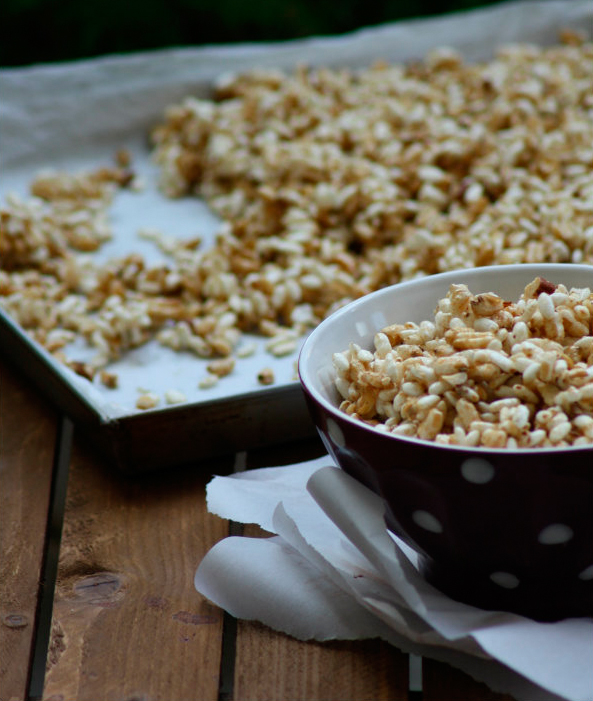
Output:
[[217, 451, 247, 701], [216, 451, 424, 701], [27, 417, 74, 701]]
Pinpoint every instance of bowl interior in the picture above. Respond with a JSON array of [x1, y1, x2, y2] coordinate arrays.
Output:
[[299, 263, 593, 439]]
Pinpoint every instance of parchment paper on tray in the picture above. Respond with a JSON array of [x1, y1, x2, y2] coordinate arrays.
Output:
[[1, 0, 591, 471]]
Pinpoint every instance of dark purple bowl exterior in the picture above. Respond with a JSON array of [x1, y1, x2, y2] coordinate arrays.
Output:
[[302, 387, 593, 621]]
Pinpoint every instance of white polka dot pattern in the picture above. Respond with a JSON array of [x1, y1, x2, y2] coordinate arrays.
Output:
[[537, 524, 574, 545], [412, 510, 443, 533], [578, 565, 593, 581], [460, 458, 495, 484], [490, 571, 520, 589]]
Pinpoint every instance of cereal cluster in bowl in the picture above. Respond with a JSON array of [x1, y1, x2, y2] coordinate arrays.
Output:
[[332, 277, 593, 448]]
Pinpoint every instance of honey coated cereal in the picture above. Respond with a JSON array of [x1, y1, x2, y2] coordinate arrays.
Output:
[[333, 277, 593, 448], [1, 35, 592, 402]]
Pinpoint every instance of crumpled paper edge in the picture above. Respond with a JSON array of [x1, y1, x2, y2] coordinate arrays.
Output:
[[196, 459, 593, 701]]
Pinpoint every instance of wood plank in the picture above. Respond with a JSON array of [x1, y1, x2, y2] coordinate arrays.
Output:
[[232, 519, 408, 701], [240, 443, 516, 701], [422, 658, 517, 701], [233, 442, 408, 701], [234, 620, 408, 701], [42, 438, 232, 701], [0, 357, 58, 701]]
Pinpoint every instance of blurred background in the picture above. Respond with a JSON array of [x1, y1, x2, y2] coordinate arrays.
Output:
[[1, 0, 507, 67]]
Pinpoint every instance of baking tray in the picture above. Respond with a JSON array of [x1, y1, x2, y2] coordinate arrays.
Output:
[[0, 308, 311, 473], [1, 143, 316, 473], [1, 0, 590, 472]]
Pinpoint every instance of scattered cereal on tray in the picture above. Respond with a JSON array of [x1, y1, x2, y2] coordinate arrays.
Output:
[[257, 368, 275, 385], [236, 341, 258, 358], [207, 357, 235, 377], [266, 329, 300, 357], [333, 277, 593, 448], [198, 372, 219, 389], [165, 389, 187, 404], [100, 370, 119, 389], [136, 392, 160, 410], [1, 37, 592, 406], [115, 148, 132, 168], [67, 360, 96, 381]]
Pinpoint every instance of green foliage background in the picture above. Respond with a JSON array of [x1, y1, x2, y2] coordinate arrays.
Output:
[[1, 0, 507, 67]]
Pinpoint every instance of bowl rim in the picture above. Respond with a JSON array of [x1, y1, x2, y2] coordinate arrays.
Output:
[[298, 263, 593, 456]]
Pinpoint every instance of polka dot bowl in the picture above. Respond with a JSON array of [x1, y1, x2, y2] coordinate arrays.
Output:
[[298, 264, 593, 621]]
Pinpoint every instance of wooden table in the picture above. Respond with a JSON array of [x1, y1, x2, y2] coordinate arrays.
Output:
[[1, 355, 515, 701]]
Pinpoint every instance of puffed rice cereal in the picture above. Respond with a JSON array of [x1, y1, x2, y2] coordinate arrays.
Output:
[[1, 34, 592, 401], [333, 277, 593, 448]]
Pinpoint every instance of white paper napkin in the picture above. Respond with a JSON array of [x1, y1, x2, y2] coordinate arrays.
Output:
[[195, 457, 593, 701]]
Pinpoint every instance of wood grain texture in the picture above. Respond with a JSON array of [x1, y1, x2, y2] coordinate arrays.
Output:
[[422, 658, 517, 701], [234, 620, 408, 701], [232, 523, 408, 701], [43, 439, 231, 701], [239, 448, 520, 701], [0, 358, 57, 701]]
